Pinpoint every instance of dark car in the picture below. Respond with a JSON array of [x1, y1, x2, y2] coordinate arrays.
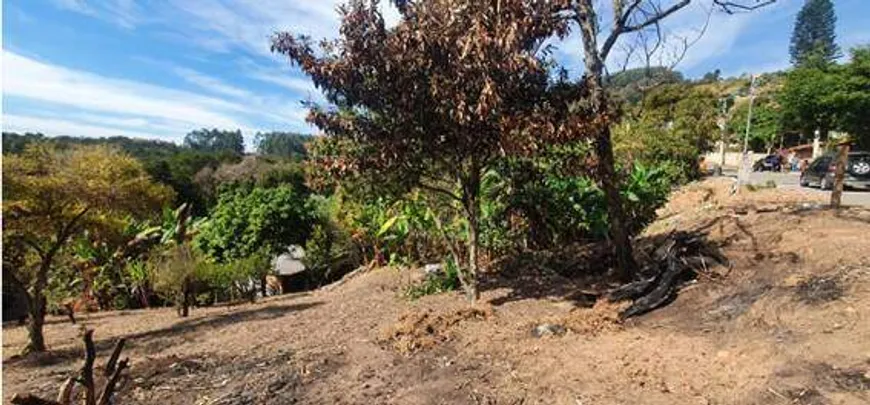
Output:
[[800, 151, 870, 190], [752, 154, 782, 172]]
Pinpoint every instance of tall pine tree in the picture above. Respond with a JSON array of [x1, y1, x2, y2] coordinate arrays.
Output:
[[790, 0, 840, 66]]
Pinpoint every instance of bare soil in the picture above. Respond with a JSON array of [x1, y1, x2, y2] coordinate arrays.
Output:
[[5, 177, 870, 405]]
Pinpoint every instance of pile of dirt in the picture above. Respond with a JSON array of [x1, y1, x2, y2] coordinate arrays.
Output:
[[561, 299, 626, 335], [378, 306, 493, 354]]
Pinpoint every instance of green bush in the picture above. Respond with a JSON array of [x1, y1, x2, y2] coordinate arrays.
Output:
[[196, 249, 272, 304], [303, 223, 335, 285], [405, 257, 461, 299], [195, 186, 314, 262], [151, 245, 200, 308], [480, 155, 675, 252]]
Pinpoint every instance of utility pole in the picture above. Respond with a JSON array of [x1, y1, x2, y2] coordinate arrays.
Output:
[[736, 75, 757, 190], [717, 94, 734, 176]]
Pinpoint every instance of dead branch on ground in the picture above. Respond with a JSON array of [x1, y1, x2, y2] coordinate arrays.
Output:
[[11, 331, 130, 405], [608, 231, 730, 319]]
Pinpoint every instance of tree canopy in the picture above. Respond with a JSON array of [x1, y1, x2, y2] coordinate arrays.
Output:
[[194, 186, 313, 262], [3, 144, 174, 352], [828, 47, 870, 148], [184, 128, 244, 155], [605, 67, 685, 105], [254, 131, 310, 158], [790, 0, 840, 66]]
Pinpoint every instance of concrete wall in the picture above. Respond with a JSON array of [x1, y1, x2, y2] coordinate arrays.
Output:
[[703, 151, 768, 169]]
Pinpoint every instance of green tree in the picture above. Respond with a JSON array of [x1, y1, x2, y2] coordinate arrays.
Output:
[[790, 0, 840, 66], [254, 132, 311, 159], [194, 186, 313, 262], [605, 66, 684, 105], [700, 69, 722, 84], [143, 149, 238, 215], [3, 132, 47, 154], [184, 128, 245, 155], [728, 97, 784, 152], [571, 0, 774, 280], [614, 85, 718, 182], [779, 64, 838, 140], [193, 156, 307, 203], [829, 47, 870, 148], [3, 144, 173, 352]]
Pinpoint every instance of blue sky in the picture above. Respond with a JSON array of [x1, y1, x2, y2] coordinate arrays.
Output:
[[3, 1, 869, 147]]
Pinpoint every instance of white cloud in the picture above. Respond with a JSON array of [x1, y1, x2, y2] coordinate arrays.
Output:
[[50, 0, 95, 16], [3, 113, 175, 141], [3, 51, 250, 129], [0, 51, 292, 142], [172, 66, 253, 100], [50, 0, 141, 29], [248, 70, 321, 99], [52, 0, 400, 56]]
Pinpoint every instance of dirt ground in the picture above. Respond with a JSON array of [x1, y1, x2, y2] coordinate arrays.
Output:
[[4, 177, 870, 405]]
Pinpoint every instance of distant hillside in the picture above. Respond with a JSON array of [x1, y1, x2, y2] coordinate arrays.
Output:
[[2, 132, 180, 160]]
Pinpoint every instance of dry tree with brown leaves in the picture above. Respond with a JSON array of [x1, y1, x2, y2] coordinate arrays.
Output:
[[271, 0, 776, 299], [272, 0, 590, 301]]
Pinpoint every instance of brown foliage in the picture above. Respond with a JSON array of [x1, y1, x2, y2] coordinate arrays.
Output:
[[272, 0, 596, 299], [271, 0, 591, 187]]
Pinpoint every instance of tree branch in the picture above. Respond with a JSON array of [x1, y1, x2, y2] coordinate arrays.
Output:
[[623, 0, 690, 33], [713, 0, 776, 14], [22, 237, 46, 257], [56, 378, 75, 405], [103, 338, 126, 377], [81, 330, 97, 405], [417, 182, 462, 202], [600, 0, 690, 62], [55, 206, 92, 252], [97, 358, 129, 405]]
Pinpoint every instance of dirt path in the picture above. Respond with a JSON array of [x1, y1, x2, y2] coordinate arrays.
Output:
[[4, 178, 870, 404]]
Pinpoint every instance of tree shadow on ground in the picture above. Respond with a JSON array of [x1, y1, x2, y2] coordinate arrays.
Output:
[[6, 302, 322, 369], [482, 224, 732, 309], [481, 241, 617, 307]]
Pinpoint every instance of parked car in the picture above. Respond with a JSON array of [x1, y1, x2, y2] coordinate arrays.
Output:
[[752, 154, 782, 172], [800, 151, 870, 190]]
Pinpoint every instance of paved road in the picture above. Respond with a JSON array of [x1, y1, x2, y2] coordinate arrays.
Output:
[[721, 170, 870, 207]]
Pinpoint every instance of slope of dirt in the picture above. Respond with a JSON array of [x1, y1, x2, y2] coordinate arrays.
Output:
[[4, 177, 870, 405]]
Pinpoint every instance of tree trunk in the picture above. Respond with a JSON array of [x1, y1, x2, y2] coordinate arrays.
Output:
[[26, 299, 47, 353], [23, 207, 91, 353], [466, 212, 480, 303], [595, 124, 638, 281], [576, 0, 638, 281], [831, 143, 849, 209], [460, 166, 482, 303], [25, 257, 52, 353], [178, 279, 191, 317]]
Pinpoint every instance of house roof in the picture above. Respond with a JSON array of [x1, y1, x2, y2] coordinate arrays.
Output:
[[273, 246, 306, 276]]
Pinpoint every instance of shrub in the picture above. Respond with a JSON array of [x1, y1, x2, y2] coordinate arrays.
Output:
[[481, 155, 675, 252], [151, 245, 201, 311], [405, 258, 461, 300], [195, 186, 314, 262]]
